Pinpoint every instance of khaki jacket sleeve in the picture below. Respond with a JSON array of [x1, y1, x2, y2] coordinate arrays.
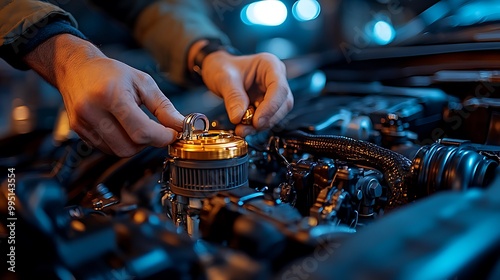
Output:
[[0, 0, 78, 62], [133, 0, 229, 85]]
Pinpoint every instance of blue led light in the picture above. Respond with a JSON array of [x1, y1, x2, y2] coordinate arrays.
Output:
[[292, 0, 321, 22], [241, 1, 288, 26], [373, 20, 395, 45]]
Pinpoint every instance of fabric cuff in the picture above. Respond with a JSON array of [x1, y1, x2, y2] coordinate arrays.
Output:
[[0, 19, 87, 70]]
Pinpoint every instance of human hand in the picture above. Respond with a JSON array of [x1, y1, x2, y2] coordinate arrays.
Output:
[[200, 51, 294, 136], [24, 34, 184, 157]]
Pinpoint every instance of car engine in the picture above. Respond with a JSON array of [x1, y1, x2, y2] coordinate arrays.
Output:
[[3, 0, 500, 279], [3, 67, 500, 279]]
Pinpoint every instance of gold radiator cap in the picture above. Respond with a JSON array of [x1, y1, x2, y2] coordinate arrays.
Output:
[[169, 113, 248, 160]]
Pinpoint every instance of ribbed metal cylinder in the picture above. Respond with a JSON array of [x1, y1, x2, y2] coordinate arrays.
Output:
[[167, 155, 249, 198]]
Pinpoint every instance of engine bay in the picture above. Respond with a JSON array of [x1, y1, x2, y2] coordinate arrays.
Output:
[[3, 58, 500, 279], [3, 0, 500, 278]]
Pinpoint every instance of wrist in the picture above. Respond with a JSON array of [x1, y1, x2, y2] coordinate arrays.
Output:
[[24, 34, 105, 89], [187, 39, 209, 72], [187, 39, 240, 82]]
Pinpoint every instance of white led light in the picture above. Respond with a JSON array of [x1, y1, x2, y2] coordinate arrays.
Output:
[[292, 0, 321, 22], [373, 20, 395, 45], [241, 1, 288, 26]]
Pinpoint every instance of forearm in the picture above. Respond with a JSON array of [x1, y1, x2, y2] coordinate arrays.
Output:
[[23, 34, 104, 90]]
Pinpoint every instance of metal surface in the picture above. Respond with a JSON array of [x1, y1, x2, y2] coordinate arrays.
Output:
[[169, 130, 248, 160], [181, 113, 210, 140], [170, 112, 247, 160], [164, 113, 250, 236], [167, 155, 249, 198], [241, 105, 255, 125]]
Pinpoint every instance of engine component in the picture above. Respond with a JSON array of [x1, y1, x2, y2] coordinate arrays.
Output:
[[281, 159, 336, 215], [82, 183, 119, 211], [409, 138, 499, 200], [310, 165, 385, 226], [241, 105, 255, 125], [282, 176, 500, 280], [279, 131, 499, 215], [282, 130, 411, 209], [2, 175, 202, 280], [379, 113, 418, 148], [162, 113, 249, 236], [199, 187, 354, 272]]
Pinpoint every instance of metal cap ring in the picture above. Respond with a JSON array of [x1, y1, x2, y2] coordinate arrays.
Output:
[[181, 113, 210, 140]]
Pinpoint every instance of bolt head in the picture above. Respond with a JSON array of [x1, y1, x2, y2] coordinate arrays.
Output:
[[368, 180, 382, 197], [356, 189, 363, 200]]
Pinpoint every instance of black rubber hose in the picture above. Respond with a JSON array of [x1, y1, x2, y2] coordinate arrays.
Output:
[[282, 131, 412, 208], [409, 143, 499, 199]]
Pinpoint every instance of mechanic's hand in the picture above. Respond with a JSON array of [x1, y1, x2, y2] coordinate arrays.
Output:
[[24, 34, 184, 157], [201, 51, 294, 136], [59, 57, 185, 157]]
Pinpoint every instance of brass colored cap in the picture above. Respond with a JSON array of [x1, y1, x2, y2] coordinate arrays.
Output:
[[169, 130, 248, 160]]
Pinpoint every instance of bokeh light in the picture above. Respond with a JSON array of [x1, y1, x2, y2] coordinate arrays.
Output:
[[241, 1, 288, 26], [292, 0, 321, 22]]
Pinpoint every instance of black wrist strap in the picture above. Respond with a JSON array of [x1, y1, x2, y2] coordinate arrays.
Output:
[[191, 38, 240, 82]]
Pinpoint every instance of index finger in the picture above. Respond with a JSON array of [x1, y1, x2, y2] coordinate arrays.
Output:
[[109, 96, 179, 147], [253, 57, 294, 130]]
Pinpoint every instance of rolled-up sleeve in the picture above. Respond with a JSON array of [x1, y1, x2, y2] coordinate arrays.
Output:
[[0, 0, 84, 69]]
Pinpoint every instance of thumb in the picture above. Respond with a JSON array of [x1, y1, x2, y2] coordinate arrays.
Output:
[[201, 51, 250, 124], [216, 79, 250, 125]]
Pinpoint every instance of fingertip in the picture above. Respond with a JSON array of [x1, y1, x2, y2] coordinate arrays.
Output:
[[229, 104, 246, 124], [171, 129, 180, 143], [235, 125, 256, 137], [139, 121, 180, 148], [159, 127, 180, 147]]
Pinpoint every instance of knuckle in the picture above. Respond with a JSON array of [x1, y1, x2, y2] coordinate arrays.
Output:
[[257, 52, 285, 70], [140, 72, 155, 85], [276, 83, 290, 97], [131, 128, 152, 145], [257, 52, 276, 61], [225, 89, 243, 100], [154, 98, 176, 115], [269, 101, 281, 113], [157, 98, 173, 109]]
